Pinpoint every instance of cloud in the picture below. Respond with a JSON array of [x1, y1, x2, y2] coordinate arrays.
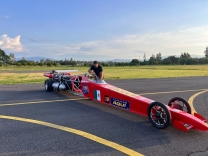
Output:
[[0, 34, 23, 52], [80, 46, 94, 52], [109, 26, 208, 57], [48, 25, 207, 60], [28, 38, 55, 43], [23, 25, 208, 60], [0, 15, 10, 18], [103, 26, 207, 58]]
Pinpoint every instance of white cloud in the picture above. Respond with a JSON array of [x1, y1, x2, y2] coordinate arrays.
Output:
[[23, 25, 208, 60], [105, 26, 208, 58], [0, 34, 23, 52], [50, 25, 208, 60], [0, 15, 10, 18]]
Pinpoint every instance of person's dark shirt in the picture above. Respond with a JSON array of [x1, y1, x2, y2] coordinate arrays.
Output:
[[90, 65, 103, 77]]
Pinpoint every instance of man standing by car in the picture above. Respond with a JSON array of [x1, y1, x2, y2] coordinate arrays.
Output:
[[88, 60, 104, 80]]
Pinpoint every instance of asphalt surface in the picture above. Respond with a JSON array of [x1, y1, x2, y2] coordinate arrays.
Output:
[[0, 77, 208, 156]]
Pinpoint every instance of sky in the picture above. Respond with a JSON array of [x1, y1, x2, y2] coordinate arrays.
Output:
[[0, 0, 208, 61]]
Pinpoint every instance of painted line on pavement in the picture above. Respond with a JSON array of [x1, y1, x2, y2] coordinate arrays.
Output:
[[188, 90, 208, 114], [0, 98, 88, 107], [0, 89, 206, 107], [139, 89, 207, 95], [0, 115, 143, 156]]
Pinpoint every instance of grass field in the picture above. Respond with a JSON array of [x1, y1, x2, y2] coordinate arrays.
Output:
[[0, 65, 208, 84]]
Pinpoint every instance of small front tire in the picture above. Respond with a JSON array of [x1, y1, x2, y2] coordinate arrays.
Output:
[[148, 102, 171, 129], [168, 97, 191, 114]]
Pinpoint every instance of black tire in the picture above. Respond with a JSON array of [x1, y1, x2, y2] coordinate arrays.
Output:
[[45, 79, 53, 92], [148, 102, 171, 129], [168, 97, 191, 114]]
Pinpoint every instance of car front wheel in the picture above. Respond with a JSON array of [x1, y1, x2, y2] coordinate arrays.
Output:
[[148, 102, 171, 129]]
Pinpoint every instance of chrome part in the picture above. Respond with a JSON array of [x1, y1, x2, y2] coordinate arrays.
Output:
[[52, 82, 59, 89], [58, 75, 62, 81], [52, 82, 66, 90], [45, 83, 48, 90], [59, 84, 66, 90]]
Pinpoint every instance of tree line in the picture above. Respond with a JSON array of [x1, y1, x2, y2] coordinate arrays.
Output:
[[1, 47, 208, 67]]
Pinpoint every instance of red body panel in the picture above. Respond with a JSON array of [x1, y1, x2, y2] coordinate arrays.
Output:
[[80, 76, 208, 132], [45, 73, 208, 132], [169, 109, 208, 132], [44, 73, 53, 78], [81, 76, 154, 116]]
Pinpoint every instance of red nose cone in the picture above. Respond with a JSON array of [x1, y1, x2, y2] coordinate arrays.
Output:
[[44, 73, 53, 78], [49, 74, 53, 78]]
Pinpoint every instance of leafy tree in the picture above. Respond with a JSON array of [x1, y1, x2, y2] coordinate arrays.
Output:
[[3, 55, 10, 64], [28, 61, 37, 66], [204, 47, 208, 57], [22, 61, 28, 66], [163, 56, 179, 65], [40, 59, 45, 63], [130, 59, 139, 65], [71, 60, 77, 67], [143, 53, 147, 65], [47, 62, 52, 67], [53, 62, 59, 66], [101, 62, 107, 67], [0, 48, 10, 64], [180, 52, 191, 59], [186, 58, 198, 65], [39, 62, 44, 66], [16, 62, 21, 67], [204, 58, 208, 64], [149, 54, 157, 65], [0, 49, 6, 62], [143, 53, 146, 62], [179, 58, 186, 65], [9, 53, 16, 64], [156, 52, 162, 64]]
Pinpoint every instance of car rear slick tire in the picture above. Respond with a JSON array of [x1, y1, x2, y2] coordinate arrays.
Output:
[[45, 79, 53, 92], [168, 97, 191, 114], [148, 102, 171, 129]]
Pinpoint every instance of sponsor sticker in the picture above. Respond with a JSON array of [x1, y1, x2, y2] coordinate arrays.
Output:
[[82, 84, 89, 94], [110, 98, 130, 110], [104, 95, 110, 103], [94, 90, 101, 101]]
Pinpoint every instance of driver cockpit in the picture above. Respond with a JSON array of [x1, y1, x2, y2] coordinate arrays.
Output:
[[85, 73, 106, 84]]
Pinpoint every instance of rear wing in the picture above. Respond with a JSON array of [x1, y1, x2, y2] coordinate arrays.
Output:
[[53, 70, 79, 73], [44, 70, 79, 78]]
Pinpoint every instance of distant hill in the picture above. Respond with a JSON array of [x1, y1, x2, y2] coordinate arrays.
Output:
[[162, 54, 204, 59], [16, 55, 205, 62], [16, 57, 55, 62], [191, 54, 204, 58], [107, 55, 204, 62], [107, 59, 131, 62]]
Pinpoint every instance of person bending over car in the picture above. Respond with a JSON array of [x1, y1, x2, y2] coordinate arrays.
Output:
[[88, 60, 104, 80]]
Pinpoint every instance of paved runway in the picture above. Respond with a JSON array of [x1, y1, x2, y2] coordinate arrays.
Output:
[[0, 77, 208, 156]]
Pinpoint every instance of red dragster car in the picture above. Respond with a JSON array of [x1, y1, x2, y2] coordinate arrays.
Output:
[[44, 70, 208, 132]]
